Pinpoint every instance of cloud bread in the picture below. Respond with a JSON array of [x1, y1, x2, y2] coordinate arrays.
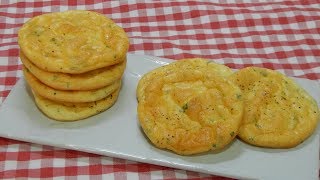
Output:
[[18, 10, 129, 74], [23, 67, 121, 103], [33, 88, 120, 121], [137, 60, 243, 155], [231, 67, 320, 148], [137, 58, 234, 103], [20, 51, 126, 90]]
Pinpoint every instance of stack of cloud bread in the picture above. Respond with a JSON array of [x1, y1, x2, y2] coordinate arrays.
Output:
[[18, 10, 129, 121]]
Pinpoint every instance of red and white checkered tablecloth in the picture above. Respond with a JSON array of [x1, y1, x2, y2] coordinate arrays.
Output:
[[1, 0, 319, 179]]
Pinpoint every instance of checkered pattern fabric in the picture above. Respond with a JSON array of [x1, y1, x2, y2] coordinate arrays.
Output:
[[0, 0, 319, 179]]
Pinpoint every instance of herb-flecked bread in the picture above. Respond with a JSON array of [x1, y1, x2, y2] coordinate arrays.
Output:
[[18, 10, 129, 74], [20, 51, 126, 90], [137, 59, 243, 155], [23, 67, 121, 103], [231, 67, 319, 148], [33, 88, 120, 121]]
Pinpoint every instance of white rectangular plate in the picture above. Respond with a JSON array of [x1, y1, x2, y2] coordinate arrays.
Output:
[[0, 54, 319, 180]]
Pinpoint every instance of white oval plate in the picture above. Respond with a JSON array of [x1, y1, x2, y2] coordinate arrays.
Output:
[[0, 54, 319, 180]]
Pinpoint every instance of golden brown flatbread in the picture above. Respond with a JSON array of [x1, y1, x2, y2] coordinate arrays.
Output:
[[23, 66, 121, 103], [33, 88, 120, 121], [137, 59, 243, 155], [20, 51, 126, 90], [18, 10, 129, 74], [231, 67, 319, 148]]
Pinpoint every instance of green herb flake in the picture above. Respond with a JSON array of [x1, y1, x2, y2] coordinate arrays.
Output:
[[182, 103, 188, 112], [33, 31, 41, 37], [212, 144, 217, 148], [260, 71, 267, 77], [236, 94, 242, 99], [255, 123, 261, 128], [207, 61, 214, 65], [230, 131, 235, 137], [52, 75, 58, 81]]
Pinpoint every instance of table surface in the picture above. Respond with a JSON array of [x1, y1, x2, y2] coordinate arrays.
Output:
[[1, 0, 319, 179]]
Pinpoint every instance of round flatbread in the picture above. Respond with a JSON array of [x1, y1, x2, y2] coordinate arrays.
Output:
[[137, 60, 243, 155], [33, 88, 120, 121], [23, 67, 121, 103], [137, 58, 234, 102], [231, 67, 320, 148], [20, 51, 126, 90], [18, 10, 129, 74]]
